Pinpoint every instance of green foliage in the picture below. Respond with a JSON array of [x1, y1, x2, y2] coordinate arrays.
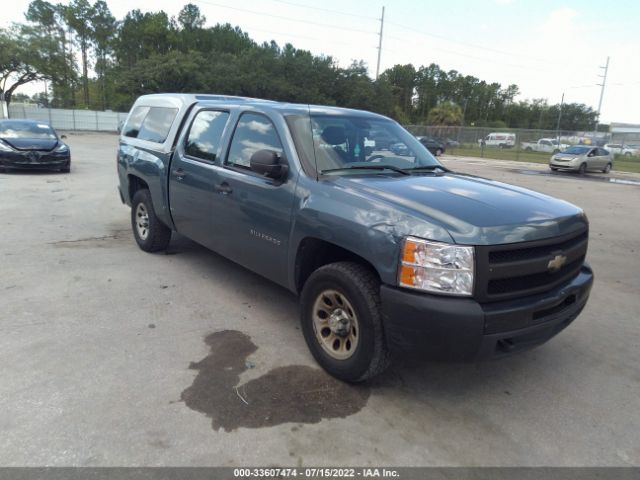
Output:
[[427, 102, 463, 126], [4, 1, 600, 131]]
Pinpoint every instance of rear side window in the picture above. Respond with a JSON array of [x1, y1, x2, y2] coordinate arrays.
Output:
[[137, 107, 178, 143], [123, 106, 149, 138], [226, 113, 283, 169], [185, 110, 230, 162]]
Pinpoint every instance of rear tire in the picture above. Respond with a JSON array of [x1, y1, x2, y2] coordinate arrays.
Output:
[[131, 189, 171, 252], [578, 163, 587, 174], [603, 163, 611, 174], [300, 262, 390, 383]]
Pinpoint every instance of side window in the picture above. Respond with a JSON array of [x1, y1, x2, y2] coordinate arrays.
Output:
[[226, 113, 283, 169], [123, 106, 149, 138], [598, 148, 608, 156], [137, 107, 178, 143], [185, 110, 230, 162]]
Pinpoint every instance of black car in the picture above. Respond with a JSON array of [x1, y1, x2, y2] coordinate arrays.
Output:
[[0, 120, 71, 172], [417, 136, 445, 156]]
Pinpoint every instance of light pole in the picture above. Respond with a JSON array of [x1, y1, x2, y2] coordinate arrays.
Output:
[[555, 92, 564, 144]]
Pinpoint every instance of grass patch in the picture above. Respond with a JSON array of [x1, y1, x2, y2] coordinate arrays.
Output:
[[447, 146, 640, 174]]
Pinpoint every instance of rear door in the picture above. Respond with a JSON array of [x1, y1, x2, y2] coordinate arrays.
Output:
[[168, 108, 231, 248], [209, 111, 296, 286], [597, 148, 610, 168]]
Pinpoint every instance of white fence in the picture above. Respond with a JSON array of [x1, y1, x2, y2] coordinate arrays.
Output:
[[4, 103, 128, 132]]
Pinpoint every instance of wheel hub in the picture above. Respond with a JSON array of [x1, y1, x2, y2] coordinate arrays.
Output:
[[328, 308, 352, 337], [311, 289, 359, 360]]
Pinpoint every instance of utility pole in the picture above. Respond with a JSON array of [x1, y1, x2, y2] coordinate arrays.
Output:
[[555, 92, 564, 142], [595, 56, 610, 133], [375, 6, 385, 80]]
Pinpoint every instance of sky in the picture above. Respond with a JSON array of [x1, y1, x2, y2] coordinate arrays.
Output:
[[3, 0, 639, 123]]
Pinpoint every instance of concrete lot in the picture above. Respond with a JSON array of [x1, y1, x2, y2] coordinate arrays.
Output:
[[1, 132, 639, 466]]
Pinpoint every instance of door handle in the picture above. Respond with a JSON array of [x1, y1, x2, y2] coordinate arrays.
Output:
[[172, 168, 186, 180], [215, 182, 233, 195]]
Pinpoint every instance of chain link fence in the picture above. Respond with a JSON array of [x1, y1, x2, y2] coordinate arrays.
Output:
[[404, 125, 640, 166]]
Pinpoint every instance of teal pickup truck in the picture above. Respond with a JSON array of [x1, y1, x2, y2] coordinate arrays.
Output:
[[117, 94, 593, 382]]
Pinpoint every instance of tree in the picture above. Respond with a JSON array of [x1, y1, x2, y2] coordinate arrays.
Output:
[[427, 102, 463, 126], [178, 3, 205, 30], [92, 0, 116, 109], [61, 0, 95, 106], [0, 29, 45, 108]]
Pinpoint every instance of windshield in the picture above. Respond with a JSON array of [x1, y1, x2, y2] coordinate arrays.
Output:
[[287, 114, 441, 176], [563, 146, 591, 155], [0, 121, 57, 140]]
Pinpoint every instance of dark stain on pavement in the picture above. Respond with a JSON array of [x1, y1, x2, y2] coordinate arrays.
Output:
[[180, 330, 370, 431]]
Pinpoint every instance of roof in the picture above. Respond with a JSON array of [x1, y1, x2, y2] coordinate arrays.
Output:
[[0, 119, 51, 125], [134, 93, 390, 121]]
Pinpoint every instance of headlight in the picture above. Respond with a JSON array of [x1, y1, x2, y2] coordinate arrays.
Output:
[[0, 141, 13, 152], [399, 237, 474, 296], [55, 143, 69, 152]]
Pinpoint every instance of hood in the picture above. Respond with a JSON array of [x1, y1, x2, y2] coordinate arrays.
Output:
[[336, 172, 587, 245], [1, 138, 59, 151]]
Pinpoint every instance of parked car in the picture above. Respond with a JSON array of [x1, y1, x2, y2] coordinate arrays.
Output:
[[389, 142, 412, 156], [439, 137, 460, 147], [550, 146, 613, 174], [521, 138, 569, 154], [416, 136, 445, 156], [0, 119, 70, 172], [604, 144, 639, 157], [479, 132, 516, 148], [117, 93, 593, 382], [368, 130, 394, 150]]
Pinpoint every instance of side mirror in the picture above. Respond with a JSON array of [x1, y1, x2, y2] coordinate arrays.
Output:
[[587, 151, 595, 157], [250, 149, 288, 180]]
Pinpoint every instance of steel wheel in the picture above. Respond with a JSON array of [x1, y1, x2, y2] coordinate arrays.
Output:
[[312, 289, 359, 360], [135, 203, 150, 240]]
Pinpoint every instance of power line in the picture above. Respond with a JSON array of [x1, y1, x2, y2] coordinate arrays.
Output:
[[383, 34, 555, 74], [384, 19, 594, 71], [193, 0, 378, 35], [269, 0, 378, 21]]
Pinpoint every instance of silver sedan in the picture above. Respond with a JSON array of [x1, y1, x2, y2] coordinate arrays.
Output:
[[550, 146, 613, 174]]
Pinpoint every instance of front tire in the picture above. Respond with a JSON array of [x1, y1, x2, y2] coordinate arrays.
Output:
[[131, 189, 171, 252], [60, 160, 70, 173], [300, 262, 390, 382], [603, 163, 612, 173], [578, 163, 587, 174]]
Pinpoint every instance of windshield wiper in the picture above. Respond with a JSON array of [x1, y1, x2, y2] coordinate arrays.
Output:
[[321, 165, 410, 175], [403, 165, 448, 173]]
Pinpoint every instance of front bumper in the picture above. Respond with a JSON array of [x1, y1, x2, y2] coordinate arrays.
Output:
[[550, 158, 579, 170], [380, 263, 593, 361], [0, 151, 70, 170]]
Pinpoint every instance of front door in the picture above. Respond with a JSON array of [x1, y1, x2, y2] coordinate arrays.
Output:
[[210, 111, 296, 287], [168, 109, 230, 248]]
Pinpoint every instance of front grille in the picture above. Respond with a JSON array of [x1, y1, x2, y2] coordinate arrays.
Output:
[[488, 231, 587, 264], [475, 228, 588, 302]]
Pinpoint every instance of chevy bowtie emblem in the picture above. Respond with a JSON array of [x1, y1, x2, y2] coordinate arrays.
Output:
[[547, 254, 567, 272]]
